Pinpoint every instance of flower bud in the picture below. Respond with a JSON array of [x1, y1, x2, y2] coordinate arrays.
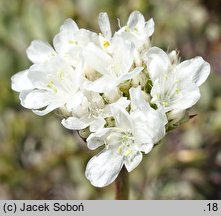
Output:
[[79, 127, 91, 140], [169, 50, 178, 65], [167, 109, 187, 125]]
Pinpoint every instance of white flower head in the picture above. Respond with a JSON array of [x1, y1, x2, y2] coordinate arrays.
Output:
[[26, 40, 57, 64], [145, 47, 210, 112], [62, 92, 130, 132], [85, 87, 165, 187], [84, 36, 143, 93], [98, 12, 113, 52], [12, 56, 84, 116], [11, 11, 211, 188], [53, 18, 98, 67], [117, 11, 154, 49]]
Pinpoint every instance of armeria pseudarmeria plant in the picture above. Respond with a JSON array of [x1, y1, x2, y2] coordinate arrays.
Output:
[[11, 11, 210, 199]]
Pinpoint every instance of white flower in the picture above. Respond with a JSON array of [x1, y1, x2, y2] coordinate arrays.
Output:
[[117, 11, 154, 49], [26, 40, 57, 64], [53, 18, 98, 67], [11, 70, 34, 92], [83, 36, 143, 93], [98, 12, 112, 40], [62, 93, 130, 132], [98, 12, 113, 52], [116, 11, 154, 67], [11, 11, 211, 188], [26, 19, 98, 68], [12, 56, 84, 116], [85, 87, 165, 187], [145, 47, 210, 112], [167, 109, 187, 125]]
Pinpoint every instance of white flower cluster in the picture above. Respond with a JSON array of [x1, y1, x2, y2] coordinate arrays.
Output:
[[11, 11, 210, 187]]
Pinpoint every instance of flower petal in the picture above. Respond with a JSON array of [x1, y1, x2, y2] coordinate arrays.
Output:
[[86, 76, 115, 93], [61, 116, 91, 130], [127, 11, 145, 30], [85, 148, 124, 187], [89, 117, 106, 132], [130, 87, 166, 145], [118, 67, 143, 83], [125, 151, 143, 172], [60, 18, 79, 33], [26, 40, 56, 64], [20, 90, 52, 109], [144, 47, 171, 81], [11, 70, 33, 92], [168, 84, 201, 110], [111, 97, 130, 109], [145, 18, 154, 37], [98, 12, 112, 39], [83, 43, 112, 75], [110, 105, 132, 130], [129, 86, 150, 111], [151, 78, 201, 112], [86, 128, 112, 150], [176, 56, 210, 86], [20, 90, 63, 115], [33, 102, 63, 116], [139, 143, 154, 154], [112, 36, 134, 74], [53, 19, 80, 58]]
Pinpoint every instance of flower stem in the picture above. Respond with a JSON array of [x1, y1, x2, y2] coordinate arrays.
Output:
[[115, 166, 129, 200]]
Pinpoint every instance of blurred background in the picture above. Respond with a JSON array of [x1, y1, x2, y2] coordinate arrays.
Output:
[[0, 0, 221, 199]]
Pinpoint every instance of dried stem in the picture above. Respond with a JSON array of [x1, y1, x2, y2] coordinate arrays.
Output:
[[115, 166, 129, 200]]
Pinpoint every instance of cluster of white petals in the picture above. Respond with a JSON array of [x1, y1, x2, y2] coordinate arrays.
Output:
[[11, 11, 210, 187]]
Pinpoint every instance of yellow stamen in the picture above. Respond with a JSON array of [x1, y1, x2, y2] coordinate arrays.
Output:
[[47, 80, 58, 93], [117, 146, 123, 155], [125, 26, 130, 32], [176, 88, 180, 94], [57, 70, 64, 80], [103, 40, 110, 48], [162, 101, 169, 106], [68, 40, 77, 45], [125, 148, 132, 157]]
